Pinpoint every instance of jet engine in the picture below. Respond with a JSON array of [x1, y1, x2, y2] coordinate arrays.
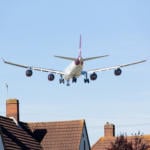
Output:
[[90, 72, 97, 80], [114, 68, 122, 76], [48, 73, 55, 81], [26, 69, 33, 77]]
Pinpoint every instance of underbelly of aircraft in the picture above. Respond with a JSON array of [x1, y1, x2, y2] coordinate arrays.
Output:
[[64, 65, 83, 80]]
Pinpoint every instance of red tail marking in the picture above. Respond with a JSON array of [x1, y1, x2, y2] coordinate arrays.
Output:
[[79, 34, 82, 58]]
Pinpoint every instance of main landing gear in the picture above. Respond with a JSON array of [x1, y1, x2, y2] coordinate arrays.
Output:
[[66, 77, 77, 86], [82, 71, 90, 84], [59, 75, 65, 84], [60, 78, 70, 86], [59, 75, 71, 86], [84, 78, 89, 83], [59, 73, 90, 86]]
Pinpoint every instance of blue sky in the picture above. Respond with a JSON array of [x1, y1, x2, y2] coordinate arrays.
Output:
[[0, 0, 150, 145]]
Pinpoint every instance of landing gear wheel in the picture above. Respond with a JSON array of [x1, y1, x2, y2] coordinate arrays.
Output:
[[66, 80, 70, 86], [59, 78, 64, 84], [72, 77, 77, 83], [84, 78, 89, 83]]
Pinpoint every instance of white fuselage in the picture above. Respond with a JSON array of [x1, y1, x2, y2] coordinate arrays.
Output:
[[63, 61, 83, 80]]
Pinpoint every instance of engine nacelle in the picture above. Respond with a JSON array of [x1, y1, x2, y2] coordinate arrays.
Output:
[[90, 72, 97, 80], [26, 69, 33, 77], [48, 74, 55, 81], [114, 68, 122, 76]]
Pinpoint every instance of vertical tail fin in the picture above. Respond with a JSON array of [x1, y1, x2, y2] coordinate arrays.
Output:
[[79, 34, 82, 58]]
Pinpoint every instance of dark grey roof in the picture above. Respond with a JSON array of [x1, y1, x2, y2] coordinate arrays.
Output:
[[0, 116, 42, 150]]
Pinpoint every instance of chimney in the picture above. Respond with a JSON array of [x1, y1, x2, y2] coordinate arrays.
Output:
[[6, 99, 19, 122], [104, 122, 115, 137]]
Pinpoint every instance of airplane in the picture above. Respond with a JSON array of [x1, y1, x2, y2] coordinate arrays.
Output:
[[2, 35, 146, 86]]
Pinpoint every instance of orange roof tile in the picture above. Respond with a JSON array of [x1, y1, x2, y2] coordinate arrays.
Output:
[[92, 137, 115, 150], [28, 120, 85, 150], [92, 135, 150, 150]]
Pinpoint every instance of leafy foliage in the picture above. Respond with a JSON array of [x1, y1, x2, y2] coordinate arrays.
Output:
[[107, 132, 150, 150]]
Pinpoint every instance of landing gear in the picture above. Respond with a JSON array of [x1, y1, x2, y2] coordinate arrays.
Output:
[[59, 78, 64, 84], [84, 78, 89, 83], [72, 77, 77, 83], [81, 71, 90, 84], [66, 80, 70, 86], [59, 75, 65, 84]]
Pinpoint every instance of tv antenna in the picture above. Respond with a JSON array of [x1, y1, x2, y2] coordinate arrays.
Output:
[[5, 83, 8, 99]]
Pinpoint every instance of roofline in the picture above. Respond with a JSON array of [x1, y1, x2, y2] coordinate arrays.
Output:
[[92, 134, 150, 149], [91, 136, 116, 149], [79, 120, 91, 150], [0, 126, 5, 149], [27, 119, 85, 124]]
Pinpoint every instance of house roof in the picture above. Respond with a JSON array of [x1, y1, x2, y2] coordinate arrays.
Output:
[[92, 135, 150, 150], [0, 116, 42, 150], [0, 114, 89, 150], [27, 120, 85, 150], [92, 137, 115, 150]]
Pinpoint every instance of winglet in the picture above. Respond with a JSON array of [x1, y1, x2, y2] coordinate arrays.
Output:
[[1, 57, 6, 63]]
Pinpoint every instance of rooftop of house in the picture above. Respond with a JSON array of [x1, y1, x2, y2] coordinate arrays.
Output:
[[0, 98, 90, 150], [1, 98, 150, 150], [23, 120, 86, 150], [92, 136, 150, 150], [0, 115, 42, 150], [92, 122, 150, 150], [0, 115, 87, 150]]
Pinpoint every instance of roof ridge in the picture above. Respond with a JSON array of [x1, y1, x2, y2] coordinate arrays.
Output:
[[28, 119, 84, 124]]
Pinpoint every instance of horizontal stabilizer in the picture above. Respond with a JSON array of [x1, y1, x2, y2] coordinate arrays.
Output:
[[83, 55, 109, 61], [54, 55, 76, 61]]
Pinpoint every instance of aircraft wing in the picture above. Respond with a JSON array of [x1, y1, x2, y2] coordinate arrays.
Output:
[[2, 58, 65, 75], [32, 67, 65, 75], [87, 59, 147, 73]]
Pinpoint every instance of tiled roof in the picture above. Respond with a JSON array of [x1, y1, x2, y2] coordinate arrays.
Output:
[[92, 137, 115, 150], [28, 120, 85, 150], [0, 116, 42, 150], [92, 135, 150, 150]]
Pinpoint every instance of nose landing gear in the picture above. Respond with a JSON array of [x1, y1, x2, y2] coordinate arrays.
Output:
[[72, 77, 77, 83], [66, 80, 70, 86], [81, 71, 90, 84]]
